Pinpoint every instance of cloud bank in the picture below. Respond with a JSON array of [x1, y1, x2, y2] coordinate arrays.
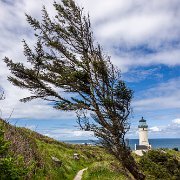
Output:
[[0, 0, 179, 138]]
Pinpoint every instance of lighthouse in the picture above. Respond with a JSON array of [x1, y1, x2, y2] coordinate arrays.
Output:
[[135, 117, 151, 155], [138, 117, 149, 146]]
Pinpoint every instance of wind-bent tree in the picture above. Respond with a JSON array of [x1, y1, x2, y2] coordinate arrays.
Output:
[[4, 0, 145, 179]]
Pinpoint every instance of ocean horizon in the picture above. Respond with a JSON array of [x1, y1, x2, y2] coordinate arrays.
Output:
[[64, 138, 180, 150]]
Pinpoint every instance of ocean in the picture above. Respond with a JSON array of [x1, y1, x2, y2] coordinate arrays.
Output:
[[65, 138, 180, 150]]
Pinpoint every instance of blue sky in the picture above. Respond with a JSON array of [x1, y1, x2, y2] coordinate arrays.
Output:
[[0, 0, 180, 140]]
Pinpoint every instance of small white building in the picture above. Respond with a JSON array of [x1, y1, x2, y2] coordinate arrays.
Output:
[[135, 117, 151, 156]]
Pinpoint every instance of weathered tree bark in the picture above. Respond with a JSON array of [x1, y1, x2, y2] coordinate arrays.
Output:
[[120, 152, 145, 180], [103, 138, 145, 180], [111, 146, 145, 180]]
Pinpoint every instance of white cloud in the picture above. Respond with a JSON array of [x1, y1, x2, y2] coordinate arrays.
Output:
[[127, 121, 180, 138], [72, 130, 93, 137], [133, 78, 180, 111], [148, 120, 180, 137], [96, 13, 171, 45], [0, 0, 76, 120], [77, 0, 180, 69], [172, 118, 180, 124], [26, 125, 36, 130], [40, 128, 94, 140], [123, 67, 163, 82], [149, 126, 161, 132]]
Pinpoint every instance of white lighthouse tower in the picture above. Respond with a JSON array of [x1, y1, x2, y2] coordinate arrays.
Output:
[[135, 117, 151, 154], [138, 117, 149, 146]]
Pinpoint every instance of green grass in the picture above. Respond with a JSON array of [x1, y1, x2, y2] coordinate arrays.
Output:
[[2, 119, 179, 180], [82, 161, 127, 180], [34, 139, 90, 179], [17, 128, 115, 179], [33, 139, 122, 179], [0, 119, 128, 179]]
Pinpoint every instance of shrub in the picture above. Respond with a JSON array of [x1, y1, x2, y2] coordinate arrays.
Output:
[[0, 125, 28, 179], [139, 150, 180, 180], [173, 147, 179, 151]]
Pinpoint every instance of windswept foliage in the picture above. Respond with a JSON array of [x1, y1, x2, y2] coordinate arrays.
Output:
[[4, 0, 144, 179]]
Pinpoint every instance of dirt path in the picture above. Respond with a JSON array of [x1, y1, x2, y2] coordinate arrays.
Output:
[[73, 168, 88, 180]]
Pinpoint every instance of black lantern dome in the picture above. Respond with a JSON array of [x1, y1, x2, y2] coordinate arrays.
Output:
[[138, 117, 148, 128]]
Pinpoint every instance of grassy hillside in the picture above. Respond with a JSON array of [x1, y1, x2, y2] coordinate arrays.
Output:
[[0, 119, 128, 179], [82, 161, 127, 180], [1, 119, 179, 180]]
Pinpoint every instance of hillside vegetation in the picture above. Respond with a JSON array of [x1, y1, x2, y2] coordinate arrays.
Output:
[[0, 119, 129, 179], [0, 119, 179, 180]]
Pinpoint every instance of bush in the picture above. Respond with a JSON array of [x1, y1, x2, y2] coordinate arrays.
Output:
[[173, 147, 179, 151], [0, 125, 28, 179], [139, 150, 180, 180]]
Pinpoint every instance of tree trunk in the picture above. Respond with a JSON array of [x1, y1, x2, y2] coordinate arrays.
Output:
[[115, 147, 145, 180], [122, 158, 145, 180]]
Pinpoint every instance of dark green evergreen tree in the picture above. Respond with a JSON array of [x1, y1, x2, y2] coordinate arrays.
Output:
[[4, 0, 145, 179]]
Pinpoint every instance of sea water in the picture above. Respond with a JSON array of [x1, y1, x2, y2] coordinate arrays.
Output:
[[65, 139, 180, 150]]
